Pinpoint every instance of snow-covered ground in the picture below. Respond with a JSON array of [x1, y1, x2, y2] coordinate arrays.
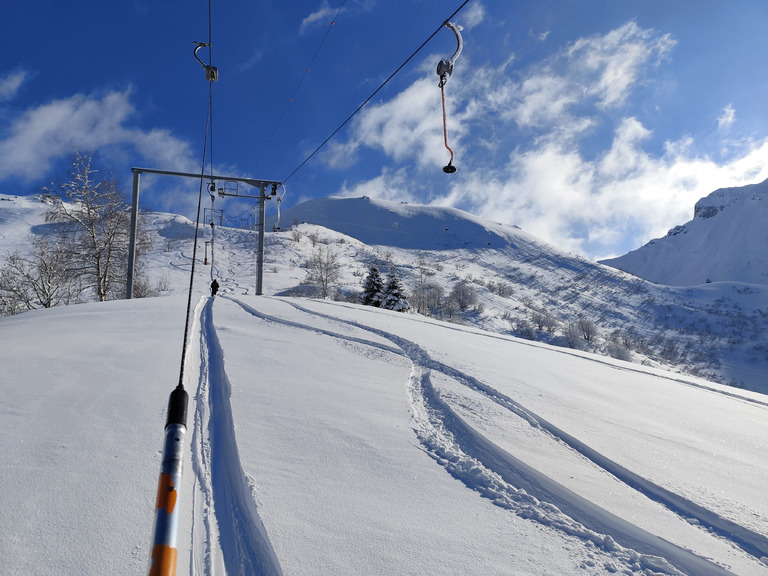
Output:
[[2, 285, 768, 575], [5, 192, 768, 391], [2, 192, 768, 575]]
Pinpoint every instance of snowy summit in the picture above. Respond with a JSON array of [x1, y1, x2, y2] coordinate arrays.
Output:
[[1, 186, 768, 575], [601, 179, 768, 286]]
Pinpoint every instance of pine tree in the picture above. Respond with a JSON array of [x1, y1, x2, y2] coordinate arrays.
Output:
[[383, 266, 409, 312], [360, 264, 384, 307]]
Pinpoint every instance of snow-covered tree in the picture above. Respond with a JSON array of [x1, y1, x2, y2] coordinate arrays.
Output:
[[305, 246, 341, 298], [0, 236, 80, 315], [360, 264, 384, 307], [447, 280, 478, 311], [44, 152, 136, 302], [411, 281, 444, 318], [578, 316, 598, 342], [382, 266, 409, 312]]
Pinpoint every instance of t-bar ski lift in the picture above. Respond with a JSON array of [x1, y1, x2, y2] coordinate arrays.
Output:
[[436, 21, 463, 174], [126, 168, 281, 298]]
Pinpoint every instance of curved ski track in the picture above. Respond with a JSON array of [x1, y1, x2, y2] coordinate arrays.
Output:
[[197, 295, 765, 575], [243, 297, 750, 575]]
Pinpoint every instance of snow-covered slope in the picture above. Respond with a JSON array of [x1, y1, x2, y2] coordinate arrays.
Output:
[[601, 179, 768, 286], [3, 191, 768, 574], [4, 191, 768, 391], [272, 195, 553, 251], [0, 193, 53, 254], [2, 294, 767, 575]]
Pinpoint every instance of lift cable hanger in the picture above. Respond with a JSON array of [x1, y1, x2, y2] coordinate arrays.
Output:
[[280, 0, 471, 185], [437, 21, 463, 174], [194, 41, 219, 82]]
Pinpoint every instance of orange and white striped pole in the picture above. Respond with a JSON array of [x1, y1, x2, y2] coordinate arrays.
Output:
[[148, 384, 189, 576]]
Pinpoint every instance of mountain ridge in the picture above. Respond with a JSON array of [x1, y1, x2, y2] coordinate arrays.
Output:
[[601, 179, 768, 286], [2, 190, 768, 391]]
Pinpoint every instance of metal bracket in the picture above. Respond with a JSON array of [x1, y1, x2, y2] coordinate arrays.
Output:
[[194, 42, 218, 82], [437, 21, 463, 87]]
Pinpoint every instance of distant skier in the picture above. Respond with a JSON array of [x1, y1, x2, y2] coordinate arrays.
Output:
[[210, 279, 219, 296]]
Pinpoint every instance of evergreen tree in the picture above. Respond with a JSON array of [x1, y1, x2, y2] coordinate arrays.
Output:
[[360, 264, 384, 307], [383, 266, 409, 312]]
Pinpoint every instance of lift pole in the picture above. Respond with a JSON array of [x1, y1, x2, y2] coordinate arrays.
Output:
[[126, 168, 281, 298], [216, 181, 278, 295]]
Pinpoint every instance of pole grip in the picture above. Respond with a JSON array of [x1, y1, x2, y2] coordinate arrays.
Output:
[[166, 385, 188, 428], [148, 385, 189, 576]]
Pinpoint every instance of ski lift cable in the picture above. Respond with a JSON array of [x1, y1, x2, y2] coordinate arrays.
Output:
[[254, 0, 348, 169], [281, 0, 471, 185], [147, 2, 216, 574], [182, 36, 217, 382]]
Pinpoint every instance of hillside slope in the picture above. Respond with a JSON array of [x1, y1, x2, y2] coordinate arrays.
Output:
[[601, 179, 768, 286], [3, 192, 768, 391], [1, 295, 767, 575], [272, 195, 556, 251]]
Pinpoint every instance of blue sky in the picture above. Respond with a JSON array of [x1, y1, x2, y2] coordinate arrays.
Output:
[[3, 1, 768, 259]]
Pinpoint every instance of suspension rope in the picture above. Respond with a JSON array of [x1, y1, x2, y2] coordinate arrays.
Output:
[[178, 9, 215, 388], [255, 0, 348, 169], [148, 4, 214, 575], [281, 0, 471, 185]]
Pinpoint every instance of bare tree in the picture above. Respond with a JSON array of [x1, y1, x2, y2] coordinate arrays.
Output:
[[411, 255, 434, 315], [411, 281, 444, 318], [45, 152, 133, 302], [305, 246, 341, 298], [578, 316, 598, 342], [562, 322, 585, 350], [0, 236, 80, 315], [531, 310, 558, 333], [448, 280, 478, 312]]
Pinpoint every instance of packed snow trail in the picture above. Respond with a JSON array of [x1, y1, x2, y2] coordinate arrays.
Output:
[[386, 325, 768, 561], [293, 299, 768, 560], [193, 297, 283, 575], [226, 297, 735, 575]]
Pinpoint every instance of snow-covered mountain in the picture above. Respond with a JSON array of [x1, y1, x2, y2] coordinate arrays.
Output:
[[271, 195, 551, 251], [3, 192, 768, 392], [2, 192, 768, 575], [269, 195, 768, 391], [600, 179, 768, 286]]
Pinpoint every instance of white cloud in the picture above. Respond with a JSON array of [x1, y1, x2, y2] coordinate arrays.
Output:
[[567, 21, 676, 109], [717, 104, 735, 130], [337, 168, 414, 203], [511, 73, 580, 129], [466, 125, 768, 259], [300, 2, 336, 34], [460, 3, 486, 30], [505, 21, 676, 135], [527, 28, 551, 42], [0, 89, 197, 182], [333, 76, 458, 171], [325, 20, 768, 259], [0, 70, 28, 101]]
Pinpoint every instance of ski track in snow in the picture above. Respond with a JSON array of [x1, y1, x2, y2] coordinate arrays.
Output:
[[226, 296, 746, 576], [190, 297, 283, 576]]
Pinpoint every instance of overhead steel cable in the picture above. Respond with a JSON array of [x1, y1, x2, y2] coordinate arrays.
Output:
[[281, 0, 471, 185], [254, 0, 348, 169], [146, 3, 216, 575]]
